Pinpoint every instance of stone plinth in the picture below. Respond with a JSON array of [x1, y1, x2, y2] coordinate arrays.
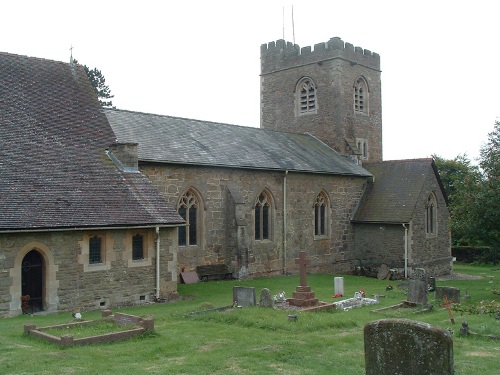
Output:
[[287, 285, 318, 307]]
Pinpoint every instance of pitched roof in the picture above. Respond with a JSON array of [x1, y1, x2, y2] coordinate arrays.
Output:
[[353, 159, 445, 223], [0, 52, 183, 231], [104, 109, 371, 177]]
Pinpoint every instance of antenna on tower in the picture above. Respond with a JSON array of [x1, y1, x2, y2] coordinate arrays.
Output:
[[282, 7, 285, 42], [292, 5, 295, 45]]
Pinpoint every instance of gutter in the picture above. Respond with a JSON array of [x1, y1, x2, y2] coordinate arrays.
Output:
[[0, 223, 184, 234]]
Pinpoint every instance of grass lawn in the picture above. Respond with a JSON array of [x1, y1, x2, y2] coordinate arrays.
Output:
[[0, 263, 498, 374]]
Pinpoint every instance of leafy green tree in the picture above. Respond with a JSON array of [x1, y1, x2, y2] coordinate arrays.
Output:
[[432, 154, 478, 205], [475, 121, 500, 247], [446, 121, 500, 248], [73, 59, 114, 107]]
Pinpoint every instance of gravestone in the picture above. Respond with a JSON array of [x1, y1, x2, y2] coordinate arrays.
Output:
[[334, 277, 344, 296], [377, 264, 391, 280], [286, 251, 319, 307], [364, 319, 454, 375], [435, 286, 460, 303], [259, 288, 274, 308], [407, 268, 428, 305], [233, 286, 256, 307]]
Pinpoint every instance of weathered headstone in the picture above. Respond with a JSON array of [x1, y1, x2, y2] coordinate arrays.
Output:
[[232, 286, 256, 307], [435, 286, 460, 303], [377, 264, 391, 280], [334, 277, 344, 296], [407, 268, 428, 305], [364, 319, 454, 375], [259, 288, 274, 308]]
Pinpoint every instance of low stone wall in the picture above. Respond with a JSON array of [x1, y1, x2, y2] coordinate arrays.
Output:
[[24, 310, 154, 347]]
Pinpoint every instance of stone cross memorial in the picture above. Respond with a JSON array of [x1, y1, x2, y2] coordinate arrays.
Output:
[[296, 250, 311, 286], [364, 318, 454, 375], [286, 251, 318, 308]]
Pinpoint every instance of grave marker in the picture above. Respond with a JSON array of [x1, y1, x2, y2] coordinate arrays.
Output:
[[259, 288, 274, 308], [407, 268, 428, 305], [286, 251, 318, 308], [233, 286, 256, 307], [364, 319, 454, 375], [334, 277, 344, 296], [435, 286, 460, 303]]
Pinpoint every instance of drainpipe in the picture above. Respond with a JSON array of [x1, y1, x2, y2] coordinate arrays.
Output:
[[403, 223, 408, 279], [283, 170, 288, 274], [155, 226, 160, 300]]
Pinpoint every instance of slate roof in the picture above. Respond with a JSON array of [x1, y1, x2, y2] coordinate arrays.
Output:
[[0, 52, 184, 231], [353, 158, 447, 223], [104, 109, 372, 177]]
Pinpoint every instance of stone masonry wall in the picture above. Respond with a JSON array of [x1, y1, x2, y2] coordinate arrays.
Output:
[[141, 163, 367, 278], [0, 227, 176, 316], [260, 37, 382, 162], [354, 224, 406, 269], [410, 173, 452, 276]]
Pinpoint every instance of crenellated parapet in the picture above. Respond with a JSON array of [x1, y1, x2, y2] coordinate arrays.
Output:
[[261, 36, 380, 74]]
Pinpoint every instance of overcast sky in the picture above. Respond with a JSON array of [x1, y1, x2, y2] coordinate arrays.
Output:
[[2, 0, 499, 162]]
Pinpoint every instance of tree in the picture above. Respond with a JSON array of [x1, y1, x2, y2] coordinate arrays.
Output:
[[446, 121, 500, 248], [432, 154, 478, 205], [73, 59, 114, 107]]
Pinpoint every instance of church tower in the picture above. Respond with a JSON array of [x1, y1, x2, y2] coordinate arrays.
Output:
[[260, 37, 382, 163]]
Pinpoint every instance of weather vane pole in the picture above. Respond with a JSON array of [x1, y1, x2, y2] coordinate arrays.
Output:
[[69, 45, 74, 64]]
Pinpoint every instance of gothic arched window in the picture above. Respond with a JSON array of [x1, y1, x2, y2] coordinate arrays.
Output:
[[255, 191, 272, 240], [314, 191, 329, 237], [178, 189, 199, 246], [426, 193, 438, 235], [354, 77, 369, 114], [296, 78, 317, 115]]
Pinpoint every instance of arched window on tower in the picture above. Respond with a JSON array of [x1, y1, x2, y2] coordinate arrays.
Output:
[[178, 189, 200, 246], [354, 77, 369, 115], [426, 193, 438, 235], [314, 191, 329, 237], [296, 78, 317, 115], [255, 190, 273, 240]]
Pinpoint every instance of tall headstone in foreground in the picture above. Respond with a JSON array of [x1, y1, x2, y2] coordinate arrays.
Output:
[[364, 319, 454, 375]]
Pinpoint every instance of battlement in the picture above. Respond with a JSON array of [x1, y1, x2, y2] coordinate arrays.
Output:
[[261, 36, 380, 74]]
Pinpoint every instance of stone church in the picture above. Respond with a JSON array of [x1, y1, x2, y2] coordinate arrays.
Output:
[[0, 36, 451, 316]]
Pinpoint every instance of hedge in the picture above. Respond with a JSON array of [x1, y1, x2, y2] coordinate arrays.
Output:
[[452, 246, 498, 264]]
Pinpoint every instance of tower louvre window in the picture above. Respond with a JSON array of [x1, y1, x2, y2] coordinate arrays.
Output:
[[296, 78, 317, 115], [354, 77, 369, 114]]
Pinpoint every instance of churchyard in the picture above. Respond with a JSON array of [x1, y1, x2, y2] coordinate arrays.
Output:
[[0, 262, 498, 374]]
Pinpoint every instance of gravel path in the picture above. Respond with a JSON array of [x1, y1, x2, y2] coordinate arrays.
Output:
[[436, 273, 483, 281]]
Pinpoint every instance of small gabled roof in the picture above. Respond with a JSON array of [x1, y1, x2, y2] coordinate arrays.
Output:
[[104, 109, 371, 177], [0, 52, 183, 231], [353, 158, 446, 224]]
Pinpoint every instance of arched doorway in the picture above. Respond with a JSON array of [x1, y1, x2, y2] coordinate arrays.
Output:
[[21, 250, 44, 313]]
